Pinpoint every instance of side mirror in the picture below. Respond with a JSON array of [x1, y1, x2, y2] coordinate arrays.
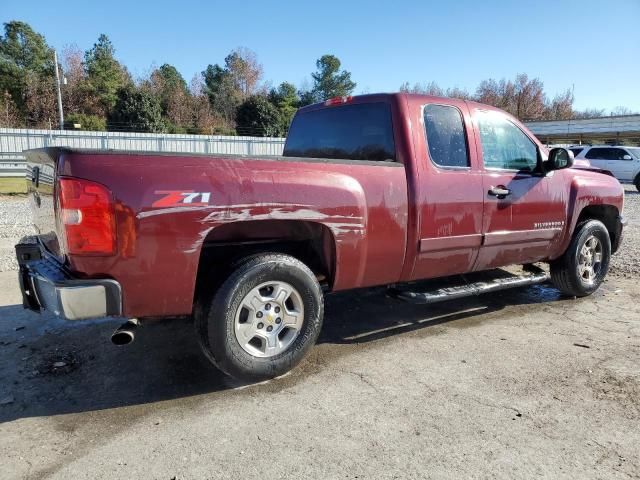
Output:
[[623, 154, 632, 160], [546, 148, 574, 171]]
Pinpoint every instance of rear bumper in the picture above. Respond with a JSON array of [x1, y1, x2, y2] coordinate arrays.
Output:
[[612, 215, 626, 254], [15, 241, 122, 320]]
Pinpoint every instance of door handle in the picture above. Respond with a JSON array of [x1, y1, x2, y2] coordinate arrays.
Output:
[[488, 186, 511, 198]]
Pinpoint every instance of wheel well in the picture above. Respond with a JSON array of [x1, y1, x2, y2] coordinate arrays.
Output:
[[194, 220, 336, 307], [576, 205, 619, 245]]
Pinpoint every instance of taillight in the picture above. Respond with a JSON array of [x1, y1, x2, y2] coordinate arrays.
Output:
[[57, 178, 116, 255], [324, 96, 353, 106]]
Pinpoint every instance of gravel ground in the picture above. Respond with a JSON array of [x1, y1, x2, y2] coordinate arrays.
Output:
[[0, 195, 34, 272], [610, 185, 640, 278]]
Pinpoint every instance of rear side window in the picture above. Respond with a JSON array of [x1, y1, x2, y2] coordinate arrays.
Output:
[[424, 104, 469, 167], [283, 103, 396, 162], [611, 148, 631, 160], [476, 111, 538, 172]]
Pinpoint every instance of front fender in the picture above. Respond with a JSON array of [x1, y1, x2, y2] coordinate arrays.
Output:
[[555, 172, 624, 258]]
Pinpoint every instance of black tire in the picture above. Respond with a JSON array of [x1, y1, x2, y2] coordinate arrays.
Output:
[[550, 220, 611, 297], [634, 175, 640, 192], [196, 253, 324, 382]]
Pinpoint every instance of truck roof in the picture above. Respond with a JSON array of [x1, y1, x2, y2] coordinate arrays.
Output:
[[297, 93, 401, 114], [299, 92, 509, 117]]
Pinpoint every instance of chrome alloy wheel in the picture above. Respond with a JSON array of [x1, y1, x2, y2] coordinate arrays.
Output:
[[234, 281, 304, 358], [578, 235, 603, 285]]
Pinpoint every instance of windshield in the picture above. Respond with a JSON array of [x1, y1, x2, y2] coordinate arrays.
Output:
[[284, 102, 396, 162]]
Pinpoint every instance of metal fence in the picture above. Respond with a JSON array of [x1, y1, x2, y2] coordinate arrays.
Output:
[[4, 115, 639, 180], [526, 114, 640, 145], [0, 128, 286, 179]]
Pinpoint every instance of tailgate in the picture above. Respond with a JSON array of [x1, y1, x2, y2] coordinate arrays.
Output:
[[25, 148, 63, 259]]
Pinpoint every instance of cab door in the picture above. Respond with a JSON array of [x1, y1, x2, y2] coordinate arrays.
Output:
[[472, 110, 568, 270], [408, 100, 485, 281]]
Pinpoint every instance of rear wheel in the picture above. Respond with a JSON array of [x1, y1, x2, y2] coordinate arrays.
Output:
[[634, 174, 640, 192], [550, 220, 611, 297], [196, 253, 324, 382]]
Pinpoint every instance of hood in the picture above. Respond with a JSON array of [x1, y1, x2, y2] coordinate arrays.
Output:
[[572, 159, 591, 168], [570, 158, 615, 178]]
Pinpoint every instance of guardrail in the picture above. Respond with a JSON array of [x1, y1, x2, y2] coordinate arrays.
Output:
[[0, 153, 26, 178]]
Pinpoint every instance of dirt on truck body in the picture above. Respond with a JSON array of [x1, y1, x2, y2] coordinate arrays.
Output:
[[16, 93, 626, 381]]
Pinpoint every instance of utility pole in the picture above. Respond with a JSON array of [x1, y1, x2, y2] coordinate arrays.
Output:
[[53, 50, 64, 130]]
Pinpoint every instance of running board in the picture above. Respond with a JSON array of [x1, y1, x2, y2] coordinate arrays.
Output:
[[389, 266, 549, 305]]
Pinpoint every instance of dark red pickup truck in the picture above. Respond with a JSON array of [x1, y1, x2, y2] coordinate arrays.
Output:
[[17, 93, 626, 381]]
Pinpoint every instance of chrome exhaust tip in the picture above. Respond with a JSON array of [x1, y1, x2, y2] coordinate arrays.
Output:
[[111, 319, 138, 346]]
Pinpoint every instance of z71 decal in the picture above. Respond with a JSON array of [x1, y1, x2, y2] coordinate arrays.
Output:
[[152, 190, 211, 208]]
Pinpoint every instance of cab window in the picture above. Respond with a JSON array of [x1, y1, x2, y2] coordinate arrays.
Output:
[[476, 111, 538, 172], [423, 104, 469, 168], [284, 102, 396, 162]]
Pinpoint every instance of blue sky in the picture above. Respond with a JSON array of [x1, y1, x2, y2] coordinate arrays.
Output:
[[5, 0, 640, 112]]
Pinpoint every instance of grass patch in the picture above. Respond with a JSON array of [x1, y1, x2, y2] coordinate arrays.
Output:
[[0, 178, 28, 194]]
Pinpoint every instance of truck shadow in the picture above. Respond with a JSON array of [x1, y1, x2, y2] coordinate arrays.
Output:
[[0, 282, 563, 423], [319, 282, 560, 344]]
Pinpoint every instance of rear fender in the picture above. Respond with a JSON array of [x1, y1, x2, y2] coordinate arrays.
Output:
[[194, 170, 370, 290]]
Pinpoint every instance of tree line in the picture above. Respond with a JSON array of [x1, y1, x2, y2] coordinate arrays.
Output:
[[0, 21, 635, 137], [400, 79, 634, 120]]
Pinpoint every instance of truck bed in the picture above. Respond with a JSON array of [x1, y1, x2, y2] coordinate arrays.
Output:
[[26, 148, 409, 317]]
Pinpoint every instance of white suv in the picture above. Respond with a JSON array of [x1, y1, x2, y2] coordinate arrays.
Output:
[[573, 146, 640, 191]]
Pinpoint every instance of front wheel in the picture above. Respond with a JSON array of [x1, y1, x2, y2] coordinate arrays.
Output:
[[634, 175, 640, 192], [550, 220, 611, 297], [196, 253, 324, 382]]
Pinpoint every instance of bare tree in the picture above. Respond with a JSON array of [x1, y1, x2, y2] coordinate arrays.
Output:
[[166, 88, 191, 127], [189, 74, 225, 132], [226, 47, 263, 98], [60, 44, 107, 118], [475, 74, 548, 120], [201, 47, 263, 127], [142, 64, 191, 129], [544, 89, 574, 120], [62, 45, 84, 82], [610, 106, 636, 116], [0, 90, 21, 127], [445, 86, 472, 101], [189, 73, 206, 97], [512, 74, 546, 120], [475, 78, 513, 110], [400, 81, 444, 96], [24, 72, 57, 127], [573, 108, 606, 119]]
